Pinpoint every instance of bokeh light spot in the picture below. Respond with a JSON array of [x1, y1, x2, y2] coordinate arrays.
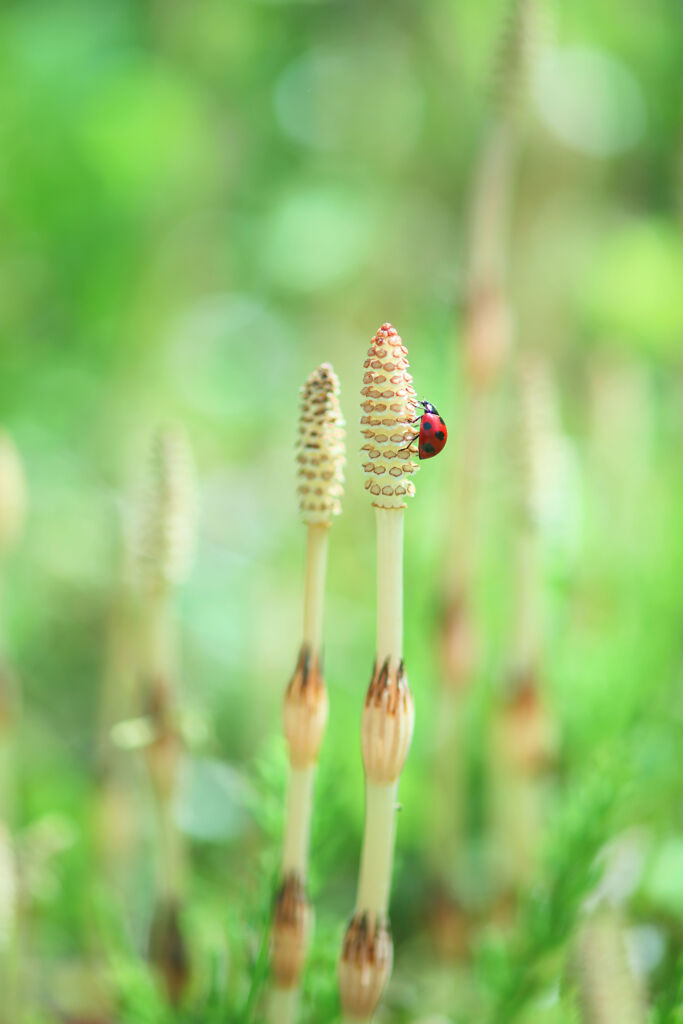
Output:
[[533, 46, 646, 156]]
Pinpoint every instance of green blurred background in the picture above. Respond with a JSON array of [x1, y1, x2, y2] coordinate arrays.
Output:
[[0, 0, 681, 1021]]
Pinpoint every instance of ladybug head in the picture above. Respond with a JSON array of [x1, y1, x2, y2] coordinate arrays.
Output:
[[418, 399, 438, 416]]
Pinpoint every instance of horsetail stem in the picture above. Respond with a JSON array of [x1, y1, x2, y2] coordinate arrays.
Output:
[[0, 431, 26, 567], [135, 425, 196, 1005], [0, 429, 26, 1021], [0, 430, 26, 809], [269, 364, 344, 1024], [432, 2, 545, 910], [573, 909, 646, 1024], [339, 324, 418, 1023], [491, 355, 558, 890]]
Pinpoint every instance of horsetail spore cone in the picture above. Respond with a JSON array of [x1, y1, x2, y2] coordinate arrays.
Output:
[[269, 364, 344, 1024], [137, 426, 197, 596], [360, 324, 418, 508], [340, 324, 417, 1022], [297, 362, 344, 526]]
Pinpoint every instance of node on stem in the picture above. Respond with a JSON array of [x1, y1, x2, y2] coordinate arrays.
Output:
[[339, 912, 393, 1021]]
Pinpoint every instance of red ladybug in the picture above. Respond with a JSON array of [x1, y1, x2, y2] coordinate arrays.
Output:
[[402, 400, 448, 460]]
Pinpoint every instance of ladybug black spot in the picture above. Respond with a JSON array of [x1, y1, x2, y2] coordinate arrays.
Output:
[[435, 430, 445, 441], [422, 442, 436, 454], [439, 417, 445, 426], [422, 420, 433, 431]]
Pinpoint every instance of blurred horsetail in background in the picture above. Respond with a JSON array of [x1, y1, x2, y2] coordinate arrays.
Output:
[[0, 430, 26, 1021], [134, 426, 197, 1004], [0, 0, 681, 1021]]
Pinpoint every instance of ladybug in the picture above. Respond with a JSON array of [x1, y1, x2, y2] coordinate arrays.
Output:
[[402, 400, 448, 460]]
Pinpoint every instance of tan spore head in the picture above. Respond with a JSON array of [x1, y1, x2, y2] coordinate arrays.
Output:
[[136, 425, 197, 595], [297, 363, 345, 526], [361, 323, 419, 509]]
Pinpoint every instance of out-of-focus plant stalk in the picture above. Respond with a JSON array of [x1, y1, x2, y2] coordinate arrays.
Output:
[[93, 517, 141, 925], [586, 358, 652, 564], [491, 355, 557, 892], [573, 908, 646, 1024], [434, 0, 542, 914], [338, 324, 417, 1023], [0, 430, 26, 1022], [269, 365, 344, 1024], [135, 426, 196, 1006], [0, 431, 27, 803]]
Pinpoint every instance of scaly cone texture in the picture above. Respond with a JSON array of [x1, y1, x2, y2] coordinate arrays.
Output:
[[360, 324, 419, 510], [297, 363, 345, 525], [339, 324, 416, 1023], [492, 0, 544, 122], [461, 0, 546, 390], [135, 425, 197, 1007], [269, 365, 345, 1024], [137, 426, 197, 597]]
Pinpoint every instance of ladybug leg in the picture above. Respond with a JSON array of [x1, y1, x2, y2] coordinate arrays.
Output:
[[398, 434, 420, 453]]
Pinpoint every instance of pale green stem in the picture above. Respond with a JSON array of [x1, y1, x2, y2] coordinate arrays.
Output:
[[0, 569, 20, 1021], [269, 524, 331, 1024], [141, 588, 173, 684], [141, 586, 184, 902], [351, 509, 406, 928], [269, 987, 300, 1024], [375, 510, 403, 672], [468, 118, 515, 290], [302, 524, 329, 656], [511, 525, 541, 674], [282, 766, 314, 876], [355, 781, 398, 916], [157, 793, 183, 900]]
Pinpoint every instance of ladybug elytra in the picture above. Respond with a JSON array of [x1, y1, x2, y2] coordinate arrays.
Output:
[[401, 400, 448, 460]]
